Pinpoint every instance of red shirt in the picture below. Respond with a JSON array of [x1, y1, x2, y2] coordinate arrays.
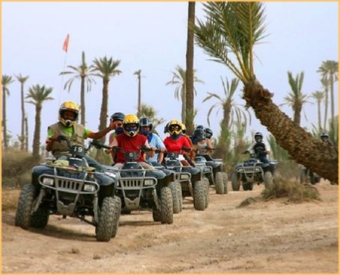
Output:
[[116, 134, 147, 163], [163, 135, 191, 153]]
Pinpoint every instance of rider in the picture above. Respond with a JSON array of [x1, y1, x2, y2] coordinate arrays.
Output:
[[320, 132, 333, 146], [139, 116, 166, 166], [110, 114, 157, 169], [106, 112, 125, 163], [245, 132, 270, 164], [46, 101, 114, 158], [191, 128, 213, 156], [163, 120, 193, 166]]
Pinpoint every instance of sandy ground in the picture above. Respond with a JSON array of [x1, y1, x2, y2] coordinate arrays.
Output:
[[2, 180, 338, 274]]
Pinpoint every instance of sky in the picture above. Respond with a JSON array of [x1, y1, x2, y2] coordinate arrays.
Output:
[[2, 1, 339, 149]]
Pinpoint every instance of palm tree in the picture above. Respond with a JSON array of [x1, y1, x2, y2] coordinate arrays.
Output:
[[317, 60, 338, 138], [193, 2, 338, 183], [92, 56, 121, 161], [25, 85, 54, 158], [134, 69, 142, 117], [15, 74, 29, 150], [2, 75, 15, 149], [60, 51, 96, 125], [203, 76, 251, 128], [185, 2, 196, 134], [311, 91, 324, 132], [281, 71, 311, 126], [166, 65, 203, 123], [204, 76, 251, 165]]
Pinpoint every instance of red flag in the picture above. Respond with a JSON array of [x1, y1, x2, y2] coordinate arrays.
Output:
[[62, 34, 70, 52]]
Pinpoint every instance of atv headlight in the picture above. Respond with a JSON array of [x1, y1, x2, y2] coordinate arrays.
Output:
[[42, 177, 54, 186], [144, 179, 154, 186], [104, 171, 116, 178], [236, 168, 244, 172], [84, 184, 96, 192], [180, 174, 190, 180]]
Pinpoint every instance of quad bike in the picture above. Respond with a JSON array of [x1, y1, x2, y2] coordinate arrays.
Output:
[[112, 146, 175, 224], [299, 166, 321, 185], [15, 136, 121, 242], [231, 150, 278, 191], [194, 153, 228, 195], [163, 149, 208, 211]]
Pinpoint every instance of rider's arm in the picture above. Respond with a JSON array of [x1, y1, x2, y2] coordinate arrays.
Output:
[[45, 128, 58, 152], [87, 123, 114, 139], [206, 139, 214, 154], [145, 140, 155, 158]]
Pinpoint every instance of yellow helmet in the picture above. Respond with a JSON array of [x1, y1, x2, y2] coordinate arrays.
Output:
[[58, 101, 79, 127], [123, 114, 140, 137], [168, 119, 182, 136]]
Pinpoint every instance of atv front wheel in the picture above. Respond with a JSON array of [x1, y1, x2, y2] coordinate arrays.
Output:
[[160, 187, 173, 224], [30, 207, 49, 228], [111, 196, 121, 238], [96, 196, 117, 242], [15, 183, 36, 229]]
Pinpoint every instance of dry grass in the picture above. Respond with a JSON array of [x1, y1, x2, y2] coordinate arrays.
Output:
[[261, 179, 321, 203], [2, 189, 20, 211]]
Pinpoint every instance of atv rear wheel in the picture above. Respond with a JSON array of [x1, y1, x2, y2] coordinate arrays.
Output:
[[223, 172, 228, 194], [264, 171, 274, 188], [169, 181, 181, 214], [193, 181, 206, 211], [242, 182, 253, 191], [15, 183, 36, 229], [160, 187, 173, 224], [215, 172, 224, 194], [96, 196, 118, 242], [231, 172, 241, 191]]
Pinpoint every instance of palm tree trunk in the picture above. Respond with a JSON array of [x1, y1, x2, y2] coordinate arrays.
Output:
[[181, 83, 186, 123], [185, 1, 195, 134], [317, 101, 321, 132], [96, 78, 109, 162], [137, 72, 141, 117], [25, 116, 29, 152], [20, 83, 25, 150], [323, 87, 329, 130], [329, 75, 335, 135], [80, 76, 85, 125], [2, 87, 8, 149], [244, 80, 338, 183], [32, 105, 42, 157]]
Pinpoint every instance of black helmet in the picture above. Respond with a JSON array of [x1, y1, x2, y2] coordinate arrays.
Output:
[[204, 128, 213, 139], [320, 132, 329, 139], [140, 117, 153, 136], [254, 132, 263, 142], [164, 122, 169, 134], [196, 125, 204, 130], [110, 112, 125, 121], [193, 129, 206, 141]]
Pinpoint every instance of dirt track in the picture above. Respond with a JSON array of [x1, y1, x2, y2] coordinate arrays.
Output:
[[2, 180, 338, 274]]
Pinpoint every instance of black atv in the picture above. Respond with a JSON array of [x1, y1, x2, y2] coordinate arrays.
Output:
[[15, 136, 121, 242], [163, 149, 208, 211], [112, 146, 175, 224], [194, 153, 228, 195], [231, 150, 278, 191]]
